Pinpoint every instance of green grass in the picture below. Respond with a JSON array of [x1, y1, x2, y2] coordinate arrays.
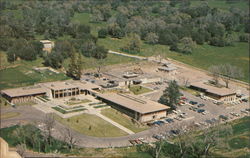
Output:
[[101, 108, 149, 133], [71, 12, 106, 36], [14, 100, 37, 106], [129, 85, 153, 95], [66, 99, 91, 105], [93, 104, 109, 108], [62, 53, 137, 70], [1, 112, 20, 119], [52, 106, 86, 114], [54, 114, 128, 137], [0, 57, 70, 89]]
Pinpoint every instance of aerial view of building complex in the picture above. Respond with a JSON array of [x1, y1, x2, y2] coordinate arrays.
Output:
[[0, 0, 249, 158]]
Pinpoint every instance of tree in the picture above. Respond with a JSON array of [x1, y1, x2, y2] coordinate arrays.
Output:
[[43, 113, 55, 145], [219, 64, 243, 88], [91, 46, 108, 76], [16, 144, 26, 158], [145, 32, 159, 44], [158, 80, 181, 110], [98, 28, 108, 38], [239, 34, 249, 42], [176, 37, 196, 54], [208, 65, 221, 85], [122, 33, 142, 54], [209, 64, 243, 88], [67, 49, 83, 80], [158, 31, 179, 46], [44, 51, 64, 69], [63, 128, 78, 151]]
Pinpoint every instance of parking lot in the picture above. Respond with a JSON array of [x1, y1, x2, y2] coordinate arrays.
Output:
[[139, 84, 249, 142]]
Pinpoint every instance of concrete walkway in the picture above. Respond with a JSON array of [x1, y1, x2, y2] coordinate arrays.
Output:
[[95, 113, 135, 135], [108, 50, 147, 60]]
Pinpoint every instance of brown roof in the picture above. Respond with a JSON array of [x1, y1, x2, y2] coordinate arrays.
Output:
[[1, 85, 46, 97], [96, 93, 169, 114], [42, 81, 79, 90], [70, 80, 101, 90], [190, 82, 236, 96]]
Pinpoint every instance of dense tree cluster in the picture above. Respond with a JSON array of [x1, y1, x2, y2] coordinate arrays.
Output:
[[1, 0, 108, 70], [0, 0, 249, 67], [94, 0, 249, 54]]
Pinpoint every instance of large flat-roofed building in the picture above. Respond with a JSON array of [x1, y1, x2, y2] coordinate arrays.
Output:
[[96, 93, 170, 122], [189, 81, 236, 103], [42, 81, 80, 98], [1, 80, 101, 103], [1, 85, 47, 104]]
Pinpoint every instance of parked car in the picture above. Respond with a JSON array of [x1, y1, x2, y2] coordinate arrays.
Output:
[[241, 110, 249, 114], [219, 115, 228, 120], [230, 112, 240, 117], [169, 129, 180, 135], [189, 101, 198, 105], [174, 117, 182, 121], [165, 118, 174, 123], [153, 121, 165, 126], [197, 109, 205, 113], [179, 114, 186, 118], [153, 134, 165, 140], [197, 103, 205, 107], [129, 140, 136, 145], [242, 98, 248, 102]]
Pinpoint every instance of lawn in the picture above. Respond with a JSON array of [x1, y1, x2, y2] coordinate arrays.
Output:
[[101, 108, 149, 133], [15, 101, 37, 106], [0, 56, 70, 89], [129, 85, 153, 95], [54, 114, 128, 137], [1, 112, 20, 119], [52, 106, 86, 114], [66, 99, 91, 105], [62, 53, 137, 70]]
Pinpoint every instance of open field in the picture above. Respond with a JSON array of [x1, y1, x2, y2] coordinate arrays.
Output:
[[62, 53, 136, 70], [98, 37, 249, 82], [54, 114, 128, 137], [101, 108, 149, 133], [129, 85, 153, 95], [1, 112, 20, 119], [0, 55, 70, 89]]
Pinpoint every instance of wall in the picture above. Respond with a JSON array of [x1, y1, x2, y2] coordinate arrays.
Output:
[[140, 110, 167, 122]]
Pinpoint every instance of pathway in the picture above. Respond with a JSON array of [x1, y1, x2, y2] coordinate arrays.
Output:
[[95, 113, 135, 135]]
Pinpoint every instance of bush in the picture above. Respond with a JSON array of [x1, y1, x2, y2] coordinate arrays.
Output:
[[239, 34, 249, 42], [98, 28, 108, 38], [209, 37, 226, 47]]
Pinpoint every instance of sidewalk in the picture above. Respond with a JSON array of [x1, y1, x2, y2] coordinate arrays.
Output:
[[95, 113, 135, 135]]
